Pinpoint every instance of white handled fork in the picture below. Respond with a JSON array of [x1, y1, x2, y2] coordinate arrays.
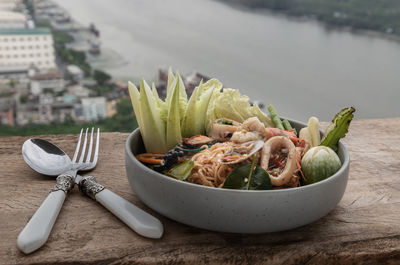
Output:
[[18, 128, 163, 254]]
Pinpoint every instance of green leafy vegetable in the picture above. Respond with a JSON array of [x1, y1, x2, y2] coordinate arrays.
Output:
[[205, 88, 274, 134], [251, 103, 274, 127], [131, 79, 168, 153], [166, 79, 182, 150], [166, 160, 194, 181], [223, 156, 272, 190], [267, 104, 285, 130], [320, 107, 355, 152], [128, 68, 188, 153], [181, 79, 221, 137], [128, 67, 276, 153]]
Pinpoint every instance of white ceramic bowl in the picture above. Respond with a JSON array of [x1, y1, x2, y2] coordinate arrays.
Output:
[[125, 120, 349, 233]]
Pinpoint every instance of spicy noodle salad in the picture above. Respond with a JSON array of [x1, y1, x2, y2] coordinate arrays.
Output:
[[128, 68, 355, 190]]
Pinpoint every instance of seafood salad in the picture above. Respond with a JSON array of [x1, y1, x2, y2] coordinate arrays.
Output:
[[129, 68, 355, 190]]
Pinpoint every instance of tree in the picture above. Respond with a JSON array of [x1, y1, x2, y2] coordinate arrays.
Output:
[[93, 69, 111, 85]]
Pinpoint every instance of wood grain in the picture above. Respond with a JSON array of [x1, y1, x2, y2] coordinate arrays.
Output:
[[1, 118, 400, 264]]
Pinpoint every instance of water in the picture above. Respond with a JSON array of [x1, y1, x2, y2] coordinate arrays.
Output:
[[54, 0, 400, 121]]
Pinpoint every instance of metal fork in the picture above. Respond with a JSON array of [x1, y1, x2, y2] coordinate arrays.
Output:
[[18, 128, 163, 254], [17, 128, 100, 254], [73, 129, 164, 239]]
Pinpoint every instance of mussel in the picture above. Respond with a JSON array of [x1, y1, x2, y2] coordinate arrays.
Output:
[[209, 118, 241, 142]]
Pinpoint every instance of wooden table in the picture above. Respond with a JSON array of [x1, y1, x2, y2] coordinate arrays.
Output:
[[1, 118, 400, 264]]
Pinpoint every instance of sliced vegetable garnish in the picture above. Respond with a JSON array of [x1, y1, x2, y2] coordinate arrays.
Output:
[[320, 107, 355, 152], [166, 160, 195, 181]]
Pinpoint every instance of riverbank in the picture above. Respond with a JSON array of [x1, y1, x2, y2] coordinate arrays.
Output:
[[218, 0, 400, 41]]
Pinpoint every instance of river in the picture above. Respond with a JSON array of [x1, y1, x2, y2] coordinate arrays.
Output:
[[54, 0, 400, 121]]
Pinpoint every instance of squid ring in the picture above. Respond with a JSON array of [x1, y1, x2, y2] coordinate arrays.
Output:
[[260, 136, 297, 186]]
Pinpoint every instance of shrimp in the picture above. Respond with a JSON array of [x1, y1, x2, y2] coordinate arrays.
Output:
[[241, 117, 266, 134], [265, 127, 298, 142], [231, 130, 260, 143]]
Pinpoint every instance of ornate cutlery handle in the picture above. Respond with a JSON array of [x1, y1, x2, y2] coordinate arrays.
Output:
[[17, 174, 74, 254], [79, 176, 163, 239]]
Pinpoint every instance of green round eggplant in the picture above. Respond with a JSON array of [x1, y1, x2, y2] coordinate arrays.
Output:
[[301, 146, 342, 184]]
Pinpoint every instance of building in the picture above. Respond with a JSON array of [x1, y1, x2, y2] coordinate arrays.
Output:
[[66, 64, 84, 82], [16, 100, 75, 125], [0, 28, 56, 70], [0, 95, 15, 126], [81, 97, 106, 121], [30, 68, 64, 95], [0, 10, 27, 29], [0, 0, 21, 11], [66, 84, 90, 98], [106, 98, 119, 117], [0, 65, 33, 84]]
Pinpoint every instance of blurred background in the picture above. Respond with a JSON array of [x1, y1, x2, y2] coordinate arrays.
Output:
[[0, 0, 399, 136]]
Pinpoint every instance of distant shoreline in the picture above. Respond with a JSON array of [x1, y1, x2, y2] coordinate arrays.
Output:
[[216, 0, 400, 44]]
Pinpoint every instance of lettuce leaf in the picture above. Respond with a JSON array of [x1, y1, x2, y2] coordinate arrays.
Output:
[[182, 78, 222, 137], [205, 86, 220, 134], [206, 88, 273, 129], [165, 78, 182, 150], [176, 73, 188, 125], [251, 103, 274, 127], [138, 79, 168, 153], [214, 89, 246, 122], [320, 107, 355, 152], [152, 82, 167, 125], [128, 81, 142, 129]]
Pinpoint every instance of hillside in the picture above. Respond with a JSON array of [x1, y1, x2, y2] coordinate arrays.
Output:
[[219, 0, 400, 35]]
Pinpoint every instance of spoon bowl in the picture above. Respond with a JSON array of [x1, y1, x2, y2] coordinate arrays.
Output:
[[22, 138, 72, 176]]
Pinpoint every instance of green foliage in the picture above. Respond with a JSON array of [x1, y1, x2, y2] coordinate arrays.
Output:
[[23, 0, 34, 18], [223, 0, 400, 34], [36, 21, 52, 28], [93, 69, 111, 85], [20, 95, 28, 103], [0, 98, 138, 136], [53, 32, 74, 45], [43, 88, 54, 94], [91, 84, 113, 96], [57, 47, 91, 77]]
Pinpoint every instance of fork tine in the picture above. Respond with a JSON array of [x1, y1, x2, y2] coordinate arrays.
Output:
[[92, 128, 100, 165], [72, 128, 83, 163], [78, 128, 89, 163], [85, 127, 94, 163]]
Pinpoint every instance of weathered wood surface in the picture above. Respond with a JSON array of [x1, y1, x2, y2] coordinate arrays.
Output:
[[1, 118, 400, 265]]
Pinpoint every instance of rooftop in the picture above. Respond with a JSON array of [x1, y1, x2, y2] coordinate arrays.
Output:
[[31, 69, 63, 80], [0, 28, 51, 35], [0, 10, 26, 21]]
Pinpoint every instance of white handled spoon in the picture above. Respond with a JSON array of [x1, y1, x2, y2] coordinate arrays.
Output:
[[18, 137, 163, 254]]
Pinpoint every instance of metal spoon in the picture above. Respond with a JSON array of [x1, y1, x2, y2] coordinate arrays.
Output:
[[218, 140, 264, 165], [19, 138, 163, 254]]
